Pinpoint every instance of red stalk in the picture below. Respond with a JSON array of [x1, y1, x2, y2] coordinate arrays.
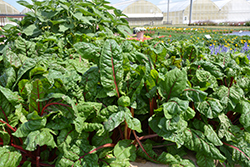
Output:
[[224, 77, 228, 87], [111, 57, 120, 98], [229, 77, 234, 88], [226, 111, 234, 120], [132, 130, 157, 162], [223, 142, 250, 161], [138, 134, 159, 141], [41, 102, 71, 116], [0, 119, 16, 132], [36, 156, 40, 167], [73, 143, 115, 167]]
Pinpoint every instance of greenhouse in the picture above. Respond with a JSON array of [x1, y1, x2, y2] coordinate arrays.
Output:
[[113, 0, 163, 26], [113, 0, 250, 25], [214, 0, 250, 23], [0, 0, 24, 26]]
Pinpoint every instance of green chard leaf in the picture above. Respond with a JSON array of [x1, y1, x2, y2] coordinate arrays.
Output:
[[13, 111, 46, 137], [149, 115, 185, 148], [218, 113, 237, 141], [29, 79, 45, 113], [159, 68, 187, 101], [214, 85, 244, 112], [195, 98, 223, 119], [0, 67, 16, 88], [223, 140, 250, 167], [99, 39, 124, 97], [183, 128, 226, 161], [114, 140, 136, 162], [23, 128, 57, 151], [196, 152, 216, 167], [0, 146, 22, 167], [13, 58, 37, 90], [74, 42, 101, 63], [183, 88, 208, 102], [163, 97, 189, 119], [104, 107, 142, 133], [235, 99, 250, 132]]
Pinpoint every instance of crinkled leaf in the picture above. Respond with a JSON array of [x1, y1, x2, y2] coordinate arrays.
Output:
[[0, 86, 23, 124], [114, 140, 136, 161], [13, 111, 46, 137], [159, 68, 187, 100], [124, 109, 142, 133], [183, 128, 226, 161], [46, 114, 72, 130], [218, 113, 236, 141], [192, 60, 224, 79], [13, 58, 37, 90], [29, 79, 45, 113], [204, 124, 223, 146], [191, 69, 217, 91], [235, 99, 250, 132], [74, 42, 101, 63], [104, 110, 125, 132], [0, 67, 16, 88], [80, 67, 100, 101], [118, 96, 130, 107], [196, 152, 215, 167], [181, 107, 196, 121], [24, 128, 57, 151], [77, 102, 102, 121], [74, 117, 104, 135], [0, 146, 22, 167], [223, 140, 250, 166], [195, 98, 223, 119], [99, 39, 123, 97], [183, 88, 208, 102], [39, 93, 77, 118], [163, 97, 189, 119], [3, 49, 23, 68], [215, 85, 244, 112], [0, 131, 10, 145], [149, 116, 185, 148]]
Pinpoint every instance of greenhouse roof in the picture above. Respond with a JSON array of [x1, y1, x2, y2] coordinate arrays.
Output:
[[157, 0, 192, 13], [112, 0, 250, 13], [0, 0, 20, 14], [213, 0, 231, 9], [111, 0, 137, 11]]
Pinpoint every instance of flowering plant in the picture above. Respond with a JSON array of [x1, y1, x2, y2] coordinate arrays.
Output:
[[134, 27, 146, 33]]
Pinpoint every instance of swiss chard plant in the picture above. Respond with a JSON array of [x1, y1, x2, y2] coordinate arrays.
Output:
[[0, 0, 250, 167]]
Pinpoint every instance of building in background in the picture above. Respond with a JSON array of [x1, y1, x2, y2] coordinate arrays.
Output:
[[113, 0, 163, 26], [113, 0, 250, 26], [158, 0, 220, 24], [2, 0, 250, 26], [0, 0, 25, 26], [214, 0, 250, 24]]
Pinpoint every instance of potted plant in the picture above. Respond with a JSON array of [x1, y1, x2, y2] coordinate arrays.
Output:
[[134, 27, 146, 40]]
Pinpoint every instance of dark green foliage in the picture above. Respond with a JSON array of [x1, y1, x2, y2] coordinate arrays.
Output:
[[0, 0, 250, 166]]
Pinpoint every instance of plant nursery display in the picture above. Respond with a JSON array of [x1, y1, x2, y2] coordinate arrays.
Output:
[[0, 0, 250, 167]]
